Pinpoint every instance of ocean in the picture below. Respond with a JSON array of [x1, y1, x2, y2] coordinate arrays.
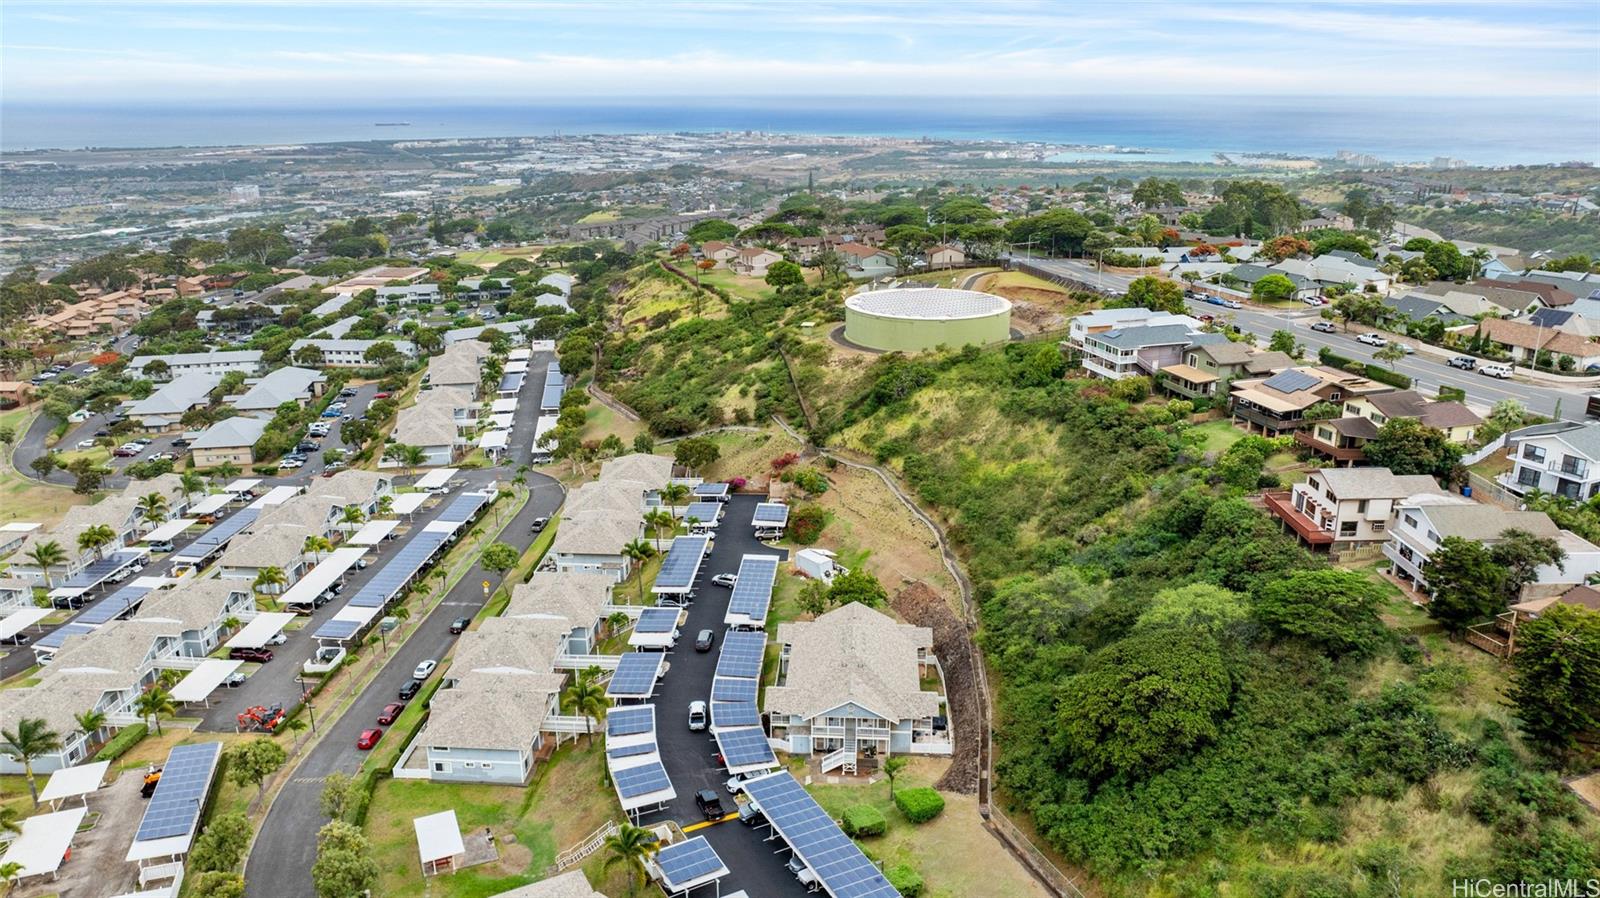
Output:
[[3, 96, 1596, 166]]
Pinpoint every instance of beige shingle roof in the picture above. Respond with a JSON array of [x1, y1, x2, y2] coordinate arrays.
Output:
[[599, 453, 674, 487], [451, 616, 570, 676], [506, 572, 613, 627], [1309, 468, 1445, 501], [419, 672, 565, 754], [136, 579, 248, 631], [766, 603, 939, 723], [428, 340, 492, 387], [485, 871, 608, 898], [550, 510, 641, 557], [564, 480, 647, 518]]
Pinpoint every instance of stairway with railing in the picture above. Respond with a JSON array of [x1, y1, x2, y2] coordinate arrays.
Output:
[[819, 742, 857, 775], [549, 820, 619, 874]]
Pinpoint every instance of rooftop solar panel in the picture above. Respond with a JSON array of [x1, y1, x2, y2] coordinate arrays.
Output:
[[312, 618, 362, 640], [635, 607, 679, 634], [1261, 369, 1320, 394], [36, 622, 94, 649], [692, 482, 729, 498], [180, 509, 260, 557], [134, 742, 222, 843], [344, 531, 449, 609], [682, 502, 723, 524], [605, 653, 663, 698], [711, 701, 760, 729], [612, 760, 671, 799], [653, 535, 709, 591], [742, 772, 902, 898], [606, 741, 657, 760], [715, 630, 767, 679], [729, 556, 778, 618], [711, 675, 758, 703], [607, 705, 655, 738], [715, 726, 778, 770], [654, 836, 727, 888], [497, 373, 524, 393], [752, 502, 790, 525]]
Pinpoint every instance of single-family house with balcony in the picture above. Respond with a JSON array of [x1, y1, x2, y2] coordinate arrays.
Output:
[[1265, 467, 1447, 556], [565, 479, 648, 519], [1079, 324, 1204, 381], [1159, 339, 1294, 399], [309, 469, 394, 518], [1228, 367, 1393, 437], [190, 416, 269, 468], [1065, 309, 1201, 349], [215, 496, 344, 587], [549, 510, 644, 582], [127, 351, 263, 381], [1273, 254, 1393, 293], [1383, 501, 1600, 596], [1296, 390, 1482, 465], [504, 572, 614, 655], [228, 366, 326, 416], [1499, 421, 1600, 500], [389, 388, 477, 468], [730, 247, 783, 278], [374, 283, 441, 306], [599, 452, 676, 488], [125, 373, 223, 430], [766, 603, 947, 764], [1463, 583, 1600, 659]]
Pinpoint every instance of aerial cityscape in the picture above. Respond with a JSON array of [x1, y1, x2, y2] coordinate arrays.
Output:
[[1, 3, 1598, 898]]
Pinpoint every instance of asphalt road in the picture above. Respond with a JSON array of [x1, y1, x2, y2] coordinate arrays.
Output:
[[241, 471, 564, 898], [642, 493, 809, 898], [1017, 256, 1588, 421]]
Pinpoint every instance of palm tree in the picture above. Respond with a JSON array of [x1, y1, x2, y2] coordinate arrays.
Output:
[[303, 535, 333, 564], [134, 687, 176, 735], [605, 611, 630, 638], [562, 666, 608, 744], [137, 491, 170, 526], [621, 539, 654, 604], [602, 823, 661, 891], [0, 805, 20, 836], [387, 443, 428, 478], [1467, 247, 1492, 280], [0, 860, 22, 887], [77, 524, 117, 562], [222, 615, 242, 638], [253, 566, 286, 610], [179, 470, 206, 503], [212, 460, 241, 484], [641, 509, 673, 553], [340, 504, 366, 531], [883, 755, 908, 798], [2, 717, 62, 805], [74, 709, 108, 751], [26, 540, 68, 589], [659, 482, 690, 520], [376, 494, 394, 517]]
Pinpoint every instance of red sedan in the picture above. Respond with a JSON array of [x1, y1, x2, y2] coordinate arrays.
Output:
[[356, 728, 383, 750], [377, 703, 403, 725]]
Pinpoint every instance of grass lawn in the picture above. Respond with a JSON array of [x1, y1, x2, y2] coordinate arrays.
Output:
[[576, 210, 621, 225], [975, 270, 1068, 294], [364, 743, 632, 898], [581, 400, 643, 446], [697, 268, 775, 303], [0, 409, 89, 528], [806, 759, 1048, 898], [1188, 419, 1245, 454]]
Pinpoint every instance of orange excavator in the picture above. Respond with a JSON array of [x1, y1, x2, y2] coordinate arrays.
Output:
[[236, 703, 286, 733]]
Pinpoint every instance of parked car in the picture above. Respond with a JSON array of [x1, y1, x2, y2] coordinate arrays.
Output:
[[1448, 356, 1477, 370], [356, 728, 383, 750], [265, 632, 287, 646], [94, 428, 110, 437], [693, 788, 725, 821], [339, 387, 358, 398], [1481, 363, 1514, 379], [1356, 333, 1388, 347], [711, 573, 737, 589], [787, 854, 819, 887], [1204, 295, 1228, 307], [147, 540, 174, 554], [113, 445, 140, 458], [1301, 296, 1326, 306], [688, 700, 708, 731], [399, 679, 422, 700], [1220, 298, 1243, 309], [694, 629, 715, 652], [170, 438, 190, 449], [1310, 321, 1338, 333], [413, 659, 438, 679], [726, 774, 751, 794], [530, 516, 549, 533], [738, 798, 764, 825], [449, 617, 470, 634], [377, 703, 403, 725], [229, 647, 273, 663], [224, 672, 247, 688], [77, 438, 97, 449], [374, 391, 391, 399]]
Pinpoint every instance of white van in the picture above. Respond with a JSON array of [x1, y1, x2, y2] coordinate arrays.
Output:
[[1480, 363, 1514, 379]]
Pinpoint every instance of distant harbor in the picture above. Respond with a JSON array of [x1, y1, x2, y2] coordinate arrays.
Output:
[[374, 121, 411, 127]]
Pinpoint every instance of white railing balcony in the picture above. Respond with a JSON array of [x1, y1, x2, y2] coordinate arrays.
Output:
[[819, 746, 855, 774], [556, 653, 621, 671], [810, 724, 844, 739], [543, 714, 598, 734], [854, 725, 891, 741]]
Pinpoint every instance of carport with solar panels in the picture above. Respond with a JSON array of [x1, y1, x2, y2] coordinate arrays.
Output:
[[682, 501, 723, 532], [710, 629, 777, 777], [650, 835, 731, 897], [651, 534, 710, 606], [173, 508, 260, 566], [628, 606, 683, 649], [605, 651, 666, 702], [751, 501, 789, 535], [723, 554, 778, 630], [741, 771, 904, 898], [605, 705, 676, 821], [125, 742, 224, 867]]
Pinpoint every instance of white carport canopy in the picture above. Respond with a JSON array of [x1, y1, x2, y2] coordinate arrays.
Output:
[[388, 492, 430, 516], [223, 478, 262, 495], [479, 430, 509, 451], [349, 519, 399, 546], [491, 398, 518, 413], [415, 468, 459, 491], [141, 519, 197, 543], [488, 413, 515, 430], [330, 604, 380, 628], [1, 607, 52, 641], [38, 761, 111, 806], [250, 485, 300, 508], [505, 360, 529, 374], [423, 519, 466, 536], [171, 659, 244, 703], [508, 348, 531, 361], [186, 493, 232, 516], [278, 547, 365, 607], [226, 611, 296, 649], [414, 810, 466, 874], [0, 807, 88, 880]]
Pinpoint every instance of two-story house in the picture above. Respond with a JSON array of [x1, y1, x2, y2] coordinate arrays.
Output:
[[289, 338, 419, 368], [1080, 324, 1204, 381], [730, 247, 783, 278], [1228, 367, 1393, 437], [548, 510, 644, 582], [1160, 339, 1295, 399], [425, 340, 493, 398], [1499, 420, 1600, 500], [765, 603, 946, 766], [1297, 390, 1482, 465], [504, 572, 615, 656], [389, 387, 478, 468], [1265, 467, 1447, 556], [1383, 500, 1600, 595], [125, 373, 224, 431]]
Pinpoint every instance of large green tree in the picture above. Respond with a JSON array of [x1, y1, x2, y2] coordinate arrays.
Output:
[[1125, 275, 1185, 314], [1508, 603, 1600, 758], [826, 567, 889, 608], [1254, 569, 1387, 657], [1425, 536, 1507, 633], [1364, 418, 1462, 480]]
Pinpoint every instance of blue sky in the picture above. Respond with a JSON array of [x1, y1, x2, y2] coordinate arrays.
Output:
[[3, 0, 1596, 104]]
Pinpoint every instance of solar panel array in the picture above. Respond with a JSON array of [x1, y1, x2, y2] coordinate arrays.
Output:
[[683, 501, 723, 524], [76, 584, 152, 625], [606, 740, 656, 760], [311, 618, 363, 640], [711, 700, 759, 729], [1261, 369, 1320, 394], [613, 759, 672, 799], [752, 502, 790, 526], [134, 742, 223, 843], [729, 555, 779, 620], [180, 509, 260, 558], [345, 530, 449, 610], [712, 675, 758, 703], [605, 652, 663, 699], [654, 535, 709, 590], [607, 705, 656, 738], [436, 491, 490, 523], [742, 772, 903, 898], [541, 383, 564, 409], [36, 622, 94, 650], [716, 725, 778, 770], [498, 373, 524, 393], [716, 630, 767, 679], [57, 551, 144, 591], [692, 482, 729, 498], [635, 607, 679, 634], [545, 367, 564, 386], [654, 836, 726, 888]]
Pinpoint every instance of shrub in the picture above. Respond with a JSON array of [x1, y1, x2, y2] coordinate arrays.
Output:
[[789, 503, 827, 544], [886, 863, 924, 897], [94, 723, 148, 761], [841, 804, 888, 837], [893, 787, 946, 823]]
